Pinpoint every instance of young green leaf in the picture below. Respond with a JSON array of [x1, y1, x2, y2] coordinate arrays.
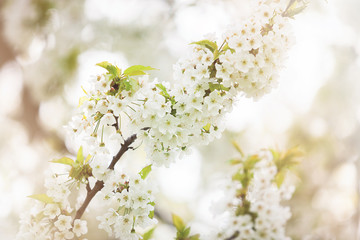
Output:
[[28, 194, 54, 204], [228, 158, 242, 165], [191, 40, 218, 53], [50, 157, 74, 166], [85, 154, 92, 164], [282, 0, 307, 18], [244, 155, 261, 170], [155, 83, 176, 105], [96, 61, 121, 77], [231, 141, 244, 157], [209, 83, 230, 92], [275, 170, 286, 188], [76, 146, 84, 165], [172, 214, 186, 232], [203, 123, 211, 132], [182, 227, 191, 237], [189, 234, 201, 240], [148, 210, 155, 219], [142, 227, 156, 240], [123, 65, 157, 76], [222, 43, 235, 54], [139, 164, 152, 180]]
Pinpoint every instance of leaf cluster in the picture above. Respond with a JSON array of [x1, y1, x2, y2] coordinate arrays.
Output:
[[51, 146, 92, 184], [271, 146, 302, 187], [172, 214, 200, 240], [96, 61, 157, 96]]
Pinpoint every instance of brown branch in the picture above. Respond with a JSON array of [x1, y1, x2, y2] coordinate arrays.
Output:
[[74, 180, 104, 221], [108, 133, 137, 170], [225, 231, 239, 240], [74, 133, 138, 220]]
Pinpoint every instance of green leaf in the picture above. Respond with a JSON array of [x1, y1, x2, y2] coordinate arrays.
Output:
[[51, 157, 74, 166], [76, 146, 84, 165], [172, 214, 186, 231], [231, 141, 244, 157], [272, 147, 302, 172], [139, 164, 152, 180], [244, 155, 261, 170], [189, 234, 201, 240], [85, 154, 92, 164], [275, 170, 286, 188], [203, 123, 211, 132], [191, 40, 218, 53], [28, 194, 53, 204], [128, 78, 140, 92], [282, 0, 307, 18], [155, 83, 167, 93], [155, 83, 176, 105], [228, 158, 242, 165], [222, 43, 235, 54], [209, 83, 230, 92], [148, 210, 155, 219], [182, 227, 191, 238], [142, 227, 156, 240], [213, 49, 220, 60], [96, 61, 121, 77], [123, 65, 157, 76]]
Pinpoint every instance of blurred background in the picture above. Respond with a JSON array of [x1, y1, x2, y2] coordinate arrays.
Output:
[[0, 0, 359, 239]]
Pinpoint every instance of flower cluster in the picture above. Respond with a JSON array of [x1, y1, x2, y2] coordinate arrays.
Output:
[[215, 148, 299, 240], [16, 0, 304, 239], [97, 171, 157, 239], [67, 0, 295, 167], [17, 173, 88, 240]]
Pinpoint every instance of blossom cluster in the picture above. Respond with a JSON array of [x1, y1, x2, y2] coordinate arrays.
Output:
[[17, 173, 88, 240], [67, 0, 294, 167], [16, 0, 302, 239], [215, 149, 297, 240], [96, 171, 157, 239]]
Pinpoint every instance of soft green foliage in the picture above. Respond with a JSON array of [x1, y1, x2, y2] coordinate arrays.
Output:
[[96, 62, 156, 97], [191, 40, 218, 54], [51, 146, 92, 184], [123, 65, 157, 76], [209, 82, 230, 92], [139, 164, 152, 180], [232, 154, 261, 188], [155, 83, 176, 105], [271, 147, 302, 188], [202, 123, 211, 132], [142, 227, 156, 240], [96, 61, 121, 78], [28, 194, 54, 204], [282, 0, 308, 18], [148, 202, 155, 219], [221, 43, 235, 54], [231, 140, 244, 157], [50, 157, 74, 166], [172, 214, 200, 240]]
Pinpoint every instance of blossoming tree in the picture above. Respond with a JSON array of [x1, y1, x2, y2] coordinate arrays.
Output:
[[16, 0, 307, 239]]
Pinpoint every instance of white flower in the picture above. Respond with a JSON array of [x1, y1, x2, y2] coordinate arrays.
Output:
[[114, 215, 134, 238], [72, 219, 88, 237], [54, 215, 72, 232], [43, 204, 60, 219], [54, 230, 74, 240]]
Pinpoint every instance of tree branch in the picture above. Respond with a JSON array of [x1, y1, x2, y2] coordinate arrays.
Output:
[[225, 231, 239, 240], [74, 133, 138, 220]]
